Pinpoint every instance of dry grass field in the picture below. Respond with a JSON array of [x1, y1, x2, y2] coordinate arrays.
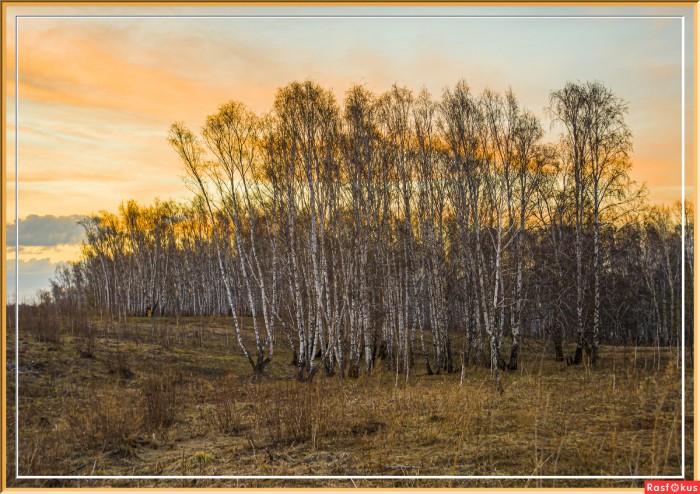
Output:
[[5, 315, 693, 489]]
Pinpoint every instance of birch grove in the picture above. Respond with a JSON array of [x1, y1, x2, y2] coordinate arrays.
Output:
[[50, 79, 687, 380]]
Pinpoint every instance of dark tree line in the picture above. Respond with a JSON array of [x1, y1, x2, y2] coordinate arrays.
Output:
[[47, 79, 690, 381]]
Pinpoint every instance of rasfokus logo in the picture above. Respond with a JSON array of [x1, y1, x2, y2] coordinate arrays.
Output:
[[645, 482, 700, 493]]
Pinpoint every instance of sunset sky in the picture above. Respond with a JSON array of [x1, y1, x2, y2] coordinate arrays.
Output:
[[3, 4, 696, 300]]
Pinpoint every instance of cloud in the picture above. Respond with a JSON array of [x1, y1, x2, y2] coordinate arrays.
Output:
[[7, 214, 86, 247], [16, 18, 243, 122], [5, 257, 63, 303], [10, 244, 84, 265], [9, 13, 686, 220]]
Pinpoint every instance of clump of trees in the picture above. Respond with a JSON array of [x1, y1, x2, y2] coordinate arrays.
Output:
[[48, 79, 690, 381]]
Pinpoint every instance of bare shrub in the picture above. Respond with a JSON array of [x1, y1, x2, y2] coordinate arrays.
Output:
[[256, 382, 338, 448], [105, 350, 134, 379], [74, 316, 98, 358], [211, 394, 246, 435], [19, 302, 62, 344], [155, 322, 174, 350], [70, 393, 143, 457], [141, 371, 180, 431]]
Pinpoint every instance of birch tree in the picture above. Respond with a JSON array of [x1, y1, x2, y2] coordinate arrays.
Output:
[[583, 82, 634, 363], [169, 122, 265, 374], [548, 82, 591, 365]]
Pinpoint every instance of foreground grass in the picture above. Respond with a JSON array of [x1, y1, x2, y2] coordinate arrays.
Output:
[[5, 316, 691, 488]]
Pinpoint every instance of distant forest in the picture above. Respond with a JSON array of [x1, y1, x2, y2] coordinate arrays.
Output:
[[46, 80, 692, 382]]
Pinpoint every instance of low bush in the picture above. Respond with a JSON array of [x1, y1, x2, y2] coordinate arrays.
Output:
[[141, 370, 180, 431], [19, 303, 62, 344], [74, 316, 98, 358], [211, 394, 246, 435], [255, 381, 340, 448], [69, 393, 143, 457], [105, 350, 134, 379]]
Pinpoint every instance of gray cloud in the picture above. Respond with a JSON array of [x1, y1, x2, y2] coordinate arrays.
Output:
[[5, 258, 63, 303], [6, 215, 86, 247]]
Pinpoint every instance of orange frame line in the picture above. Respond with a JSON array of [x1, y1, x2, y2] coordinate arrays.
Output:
[[0, 1, 697, 492]]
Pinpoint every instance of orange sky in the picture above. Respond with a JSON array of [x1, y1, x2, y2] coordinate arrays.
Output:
[[3, 4, 696, 299]]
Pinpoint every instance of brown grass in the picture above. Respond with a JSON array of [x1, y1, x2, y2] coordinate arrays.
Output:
[[5, 316, 692, 488]]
